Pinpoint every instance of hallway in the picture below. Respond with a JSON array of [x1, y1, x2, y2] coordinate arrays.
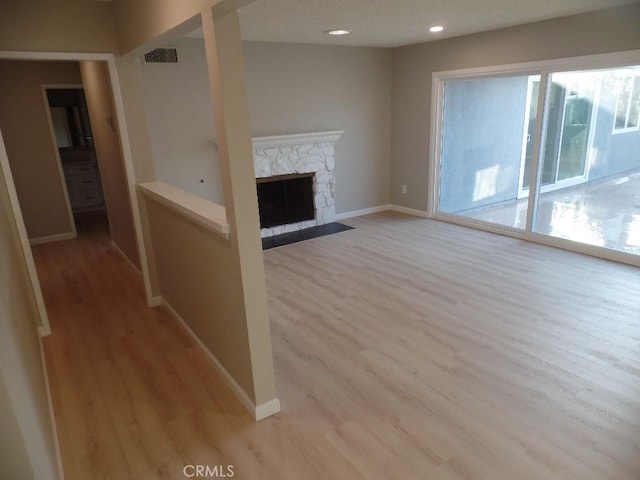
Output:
[[34, 217, 251, 479]]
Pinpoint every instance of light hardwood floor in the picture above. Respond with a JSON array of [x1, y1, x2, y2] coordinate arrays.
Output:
[[36, 212, 640, 479]]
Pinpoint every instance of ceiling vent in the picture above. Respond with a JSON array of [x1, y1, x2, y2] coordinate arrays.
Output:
[[143, 48, 178, 64]]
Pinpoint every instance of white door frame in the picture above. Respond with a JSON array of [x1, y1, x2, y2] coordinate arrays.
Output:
[[0, 129, 52, 336], [517, 76, 540, 199], [38, 84, 86, 245]]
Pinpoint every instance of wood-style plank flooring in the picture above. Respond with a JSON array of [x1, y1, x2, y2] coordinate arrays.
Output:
[[36, 212, 640, 479]]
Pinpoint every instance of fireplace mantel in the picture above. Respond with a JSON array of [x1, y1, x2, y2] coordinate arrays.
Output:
[[252, 131, 343, 238], [252, 131, 344, 150]]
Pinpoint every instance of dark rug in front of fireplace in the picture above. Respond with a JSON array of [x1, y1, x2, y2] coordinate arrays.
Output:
[[262, 222, 354, 250]]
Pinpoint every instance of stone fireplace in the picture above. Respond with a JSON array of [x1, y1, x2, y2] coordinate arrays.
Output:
[[252, 131, 343, 238]]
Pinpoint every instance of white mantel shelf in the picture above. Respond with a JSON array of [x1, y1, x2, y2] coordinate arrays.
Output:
[[252, 131, 344, 149]]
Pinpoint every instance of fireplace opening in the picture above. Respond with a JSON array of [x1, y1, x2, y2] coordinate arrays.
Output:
[[256, 173, 314, 229]]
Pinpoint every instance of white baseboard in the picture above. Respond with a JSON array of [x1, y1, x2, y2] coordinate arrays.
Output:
[[390, 204, 430, 218], [255, 397, 282, 421], [334, 204, 391, 221], [38, 325, 51, 338], [39, 341, 66, 480], [148, 296, 162, 307], [333, 204, 430, 221], [161, 298, 280, 421], [111, 241, 141, 274], [29, 231, 76, 245]]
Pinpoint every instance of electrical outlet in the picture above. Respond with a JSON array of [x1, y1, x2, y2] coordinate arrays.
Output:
[[402, 184, 407, 195]]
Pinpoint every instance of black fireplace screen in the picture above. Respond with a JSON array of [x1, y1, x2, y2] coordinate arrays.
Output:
[[256, 173, 314, 229]]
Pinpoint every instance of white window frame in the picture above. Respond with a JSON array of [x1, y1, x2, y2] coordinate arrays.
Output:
[[612, 72, 640, 134]]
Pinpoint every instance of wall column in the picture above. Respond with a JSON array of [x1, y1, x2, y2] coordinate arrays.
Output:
[[201, 3, 279, 417]]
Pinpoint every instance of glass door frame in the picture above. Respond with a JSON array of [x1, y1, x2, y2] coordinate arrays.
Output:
[[427, 50, 640, 268], [517, 74, 601, 199]]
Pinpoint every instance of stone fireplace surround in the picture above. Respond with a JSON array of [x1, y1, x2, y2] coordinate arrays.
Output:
[[252, 131, 343, 238]]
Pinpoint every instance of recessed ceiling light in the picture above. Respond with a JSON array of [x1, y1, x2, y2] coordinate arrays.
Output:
[[429, 25, 444, 33], [325, 29, 352, 36]]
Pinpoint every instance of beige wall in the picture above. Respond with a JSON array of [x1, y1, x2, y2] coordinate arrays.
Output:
[[113, 0, 205, 55], [140, 39, 393, 214], [144, 199, 257, 399], [391, 3, 640, 209], [0, 0, 118, 54], [244, 42, 393, 213], [0, 133, 60, 479], [113, 0, 252, 55], [115, 56, 161, 297], [81, 61, 140, 268], [139, 38, 224, 204], [0, 61, 82, 240], [114, 57, 158, 185], [0, 362, 34, 479], [112, 0, 255, 56]]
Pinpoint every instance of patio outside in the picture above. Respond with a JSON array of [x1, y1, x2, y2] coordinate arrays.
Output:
[[458, 169, 640, 255]]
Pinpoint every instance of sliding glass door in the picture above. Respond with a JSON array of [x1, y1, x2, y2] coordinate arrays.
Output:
[[439, 74, 540, 230], [435, 61, 640, 257]]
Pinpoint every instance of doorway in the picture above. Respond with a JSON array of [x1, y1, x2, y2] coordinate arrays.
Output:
[[44, 86, 109, 237]]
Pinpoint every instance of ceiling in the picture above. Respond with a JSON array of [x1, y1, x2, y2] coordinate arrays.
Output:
[[230, 0, 639, 48]]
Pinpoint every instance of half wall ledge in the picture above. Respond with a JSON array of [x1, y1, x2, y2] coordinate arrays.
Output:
[[138, 181, 230, 238]]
